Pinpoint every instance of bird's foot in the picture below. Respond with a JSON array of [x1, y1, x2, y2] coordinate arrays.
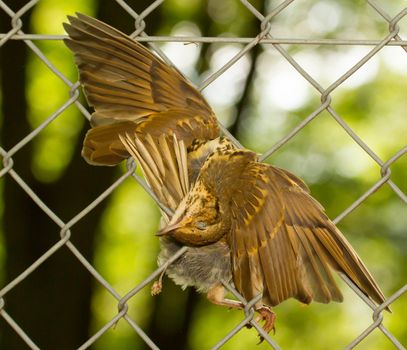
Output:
[[151, 271, 165, 296], [151, 262, 169, 296], [255, 306, 276, 343], [255, 305, 276, 333], [151, 280, 162, 295]]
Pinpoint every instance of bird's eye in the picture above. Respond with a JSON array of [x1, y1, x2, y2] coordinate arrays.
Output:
[[196, 221, 207, 230]]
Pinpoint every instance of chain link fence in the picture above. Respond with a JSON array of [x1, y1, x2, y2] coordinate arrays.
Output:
[[0, 0, 406, 349]]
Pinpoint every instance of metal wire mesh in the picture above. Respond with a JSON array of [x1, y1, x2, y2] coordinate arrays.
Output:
[[0, 0, 406, 349]]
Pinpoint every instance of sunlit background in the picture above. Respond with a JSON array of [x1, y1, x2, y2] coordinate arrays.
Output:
[[0, 0, 406, 349]]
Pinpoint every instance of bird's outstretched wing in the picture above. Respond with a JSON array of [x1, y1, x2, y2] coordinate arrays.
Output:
[[120, 132, 237, 218], [64, 13, 219, 166], [229, 163, 386, 307], [120, 133, 189, 217]]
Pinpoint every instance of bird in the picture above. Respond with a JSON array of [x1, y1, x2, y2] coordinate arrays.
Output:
[[64, 13, 386, 336]]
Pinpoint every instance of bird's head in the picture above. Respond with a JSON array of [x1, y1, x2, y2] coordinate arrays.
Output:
[[156, 181, 228, 246]]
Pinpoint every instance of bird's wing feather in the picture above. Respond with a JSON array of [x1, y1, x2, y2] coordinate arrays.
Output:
[[64, 13, 214, 124], [229, 163, 386, 307], [120, 133, 189, 216], [64, 13, 219, 165]]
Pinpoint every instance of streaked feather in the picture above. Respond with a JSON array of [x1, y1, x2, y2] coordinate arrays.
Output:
[[220, 155, 386, 307], [64, 13, 219, 166]]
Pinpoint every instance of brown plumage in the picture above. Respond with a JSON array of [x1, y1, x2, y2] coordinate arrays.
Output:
[[64, 13, 386, 336], [63, 13, 218, 166]]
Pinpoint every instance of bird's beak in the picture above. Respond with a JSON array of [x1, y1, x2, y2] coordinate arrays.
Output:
[[156, 217, 191, 236]]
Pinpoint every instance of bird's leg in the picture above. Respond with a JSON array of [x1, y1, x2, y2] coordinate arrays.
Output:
[[206, 284, 244, 309], [207, 284, 276, 340]]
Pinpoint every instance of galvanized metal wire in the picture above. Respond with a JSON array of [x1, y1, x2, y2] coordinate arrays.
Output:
[[0, 0, 406, 349]]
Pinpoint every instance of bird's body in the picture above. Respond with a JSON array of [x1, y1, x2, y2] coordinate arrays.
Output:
[[158, 236, 232, 293], [64, 13, 386, 336]]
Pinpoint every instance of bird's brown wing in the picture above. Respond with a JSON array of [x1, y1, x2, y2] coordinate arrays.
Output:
[[120, 132, 189, 216], [229, 163, 386, 307], [64, 13, 219, 165], [120, 133, 236, 216]]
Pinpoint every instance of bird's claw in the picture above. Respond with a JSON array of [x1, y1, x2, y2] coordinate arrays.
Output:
[[255, 306, 276, 343], [151, 280, 162, 295]]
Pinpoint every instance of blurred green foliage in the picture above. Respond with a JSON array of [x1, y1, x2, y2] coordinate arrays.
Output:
[[1, 0, 406, 349], [28, 0, 95, 182]]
